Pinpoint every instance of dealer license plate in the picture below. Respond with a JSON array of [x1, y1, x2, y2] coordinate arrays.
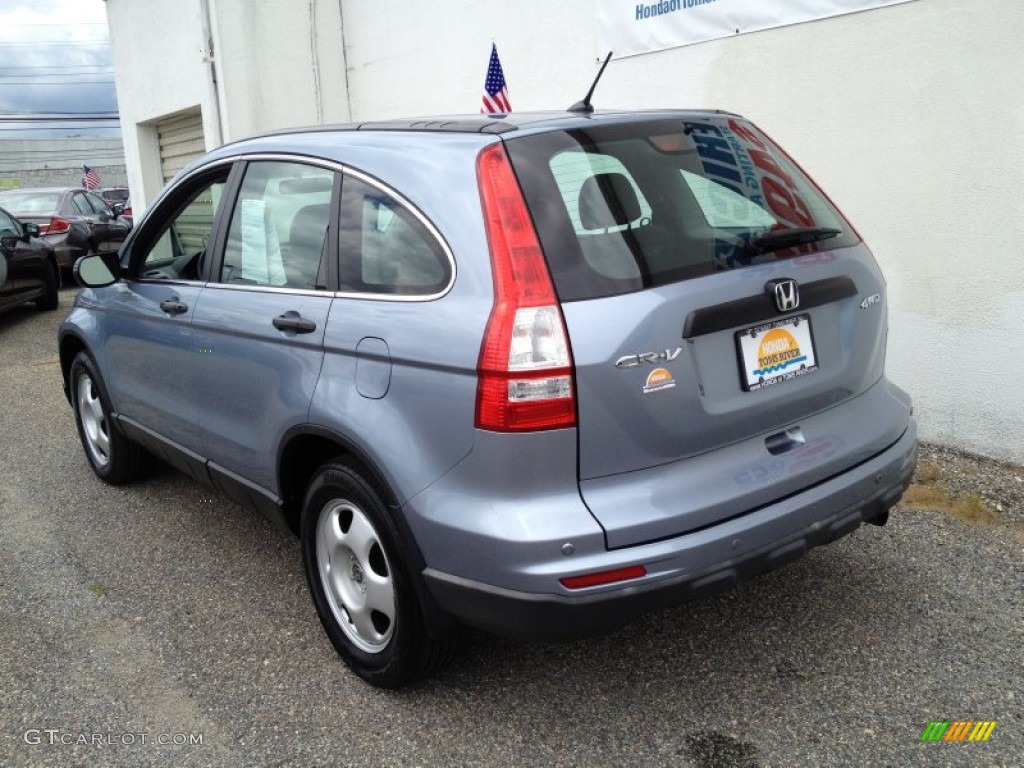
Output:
[[736, 314, 818, 391]]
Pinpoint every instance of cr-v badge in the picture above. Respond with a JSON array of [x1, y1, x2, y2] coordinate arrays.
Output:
[[615, 348, 683, 368]]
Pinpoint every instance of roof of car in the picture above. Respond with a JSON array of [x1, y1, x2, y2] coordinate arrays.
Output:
[[177, 109, 748, 197], [0, 187, 78, 194], [251, 109, 742, 141]]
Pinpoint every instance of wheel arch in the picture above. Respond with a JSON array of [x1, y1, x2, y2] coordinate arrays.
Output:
[[278, 425, 400, 537], [57, 330, 91, 404], [278, 425, 459, 639], [44, 248, 61, 278]]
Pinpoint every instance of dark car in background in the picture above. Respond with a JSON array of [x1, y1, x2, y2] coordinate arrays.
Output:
[[99, 187, 130, 208], [0, 187, 131, 270], [119, 197, 134, 226], [0, 205, 59, 314], [99, 188, 133, 221]]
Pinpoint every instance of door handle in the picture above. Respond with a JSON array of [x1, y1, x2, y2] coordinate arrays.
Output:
[[159, 298, 188, 315], [272, 312, 317, 334]]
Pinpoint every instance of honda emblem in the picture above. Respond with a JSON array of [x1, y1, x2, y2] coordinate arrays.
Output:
[[768, 279, 799, 312]]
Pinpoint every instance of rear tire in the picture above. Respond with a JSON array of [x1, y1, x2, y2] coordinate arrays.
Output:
[[70, 352, 147, 484], [300, 460, 454, 688], [36, 260, 59, 311]]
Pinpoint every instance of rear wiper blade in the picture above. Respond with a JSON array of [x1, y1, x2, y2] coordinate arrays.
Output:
[[743, 227, 841, 257]]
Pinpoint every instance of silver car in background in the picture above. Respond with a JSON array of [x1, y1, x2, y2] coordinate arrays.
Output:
[[60, 111, 917, 687]]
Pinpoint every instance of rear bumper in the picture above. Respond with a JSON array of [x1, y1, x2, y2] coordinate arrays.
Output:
[[422, 419, 917, 640]]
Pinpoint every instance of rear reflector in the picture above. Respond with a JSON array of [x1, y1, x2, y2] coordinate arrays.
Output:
[[560, 565, 647, 590], [475, 143, 576, 432]]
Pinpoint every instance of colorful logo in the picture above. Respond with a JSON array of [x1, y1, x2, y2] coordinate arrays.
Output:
[[920, 721, 997, 742], [643, 367, 676, 394], [753, 328, 806, 376]]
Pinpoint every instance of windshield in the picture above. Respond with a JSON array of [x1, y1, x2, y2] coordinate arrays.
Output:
[[0, 190, 61, 214], [506, 116, 858, 301]]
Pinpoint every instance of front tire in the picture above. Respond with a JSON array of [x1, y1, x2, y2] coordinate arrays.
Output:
[[301, 461, 452, 688], [70, 352, 147, 484]]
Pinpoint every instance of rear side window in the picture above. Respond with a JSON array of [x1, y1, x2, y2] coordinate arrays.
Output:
[[506, 117, 858, 301], [71, 194, 93, 215], [338, 175, 450, 296]]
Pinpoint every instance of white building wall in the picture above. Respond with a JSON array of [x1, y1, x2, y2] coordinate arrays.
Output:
[[105, 0, 215, 210], [210, 0, 350, 140], [105, 0, 1024, 463]]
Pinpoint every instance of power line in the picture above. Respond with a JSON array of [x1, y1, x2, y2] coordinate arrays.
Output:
[[2, 152, 124, 157], [0, 64, 113, 71], [0, 40, 110, 47], [1, 156, 125, 162], [0, 127, 122, 133], [3, 157, 124, 163], [0, 73, 114, 79], [2, 22, 108, 27], [0, 110, 119, 115], [1, 80, 115, 85], [0, 118, 119, 122]]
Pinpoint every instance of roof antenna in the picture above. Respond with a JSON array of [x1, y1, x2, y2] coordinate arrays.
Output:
[[568, 51, 613, 114]]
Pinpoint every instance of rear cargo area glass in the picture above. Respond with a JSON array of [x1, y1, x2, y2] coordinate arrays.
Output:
[[506, 117, 858, 302]]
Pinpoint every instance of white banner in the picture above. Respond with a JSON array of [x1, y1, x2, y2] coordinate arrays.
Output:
[[597, 0, 917, 58]]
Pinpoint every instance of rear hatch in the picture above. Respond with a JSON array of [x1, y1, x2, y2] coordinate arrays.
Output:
[[505, 114, 893, 547]]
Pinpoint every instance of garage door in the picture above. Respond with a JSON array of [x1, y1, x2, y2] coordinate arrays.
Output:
[[157, 110, 205, 184]]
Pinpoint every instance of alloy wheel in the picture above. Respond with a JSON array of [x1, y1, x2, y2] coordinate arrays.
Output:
[[316, 499, 396, 654], [76, 373, 111, 468]]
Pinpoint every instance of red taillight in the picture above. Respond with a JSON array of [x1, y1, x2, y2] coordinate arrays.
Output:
[[560, 566, 647, 590], [39, 217, 71, 235], [475, 143, 576, 432]]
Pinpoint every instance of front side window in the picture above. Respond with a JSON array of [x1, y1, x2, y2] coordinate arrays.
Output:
[[85, 192, 113, 217], [138, 172, 228, 280], [220, 161, 334, 290], [338, 176, 450, 296], [0, 210, 19, 237], [506, 117, 858, 301]]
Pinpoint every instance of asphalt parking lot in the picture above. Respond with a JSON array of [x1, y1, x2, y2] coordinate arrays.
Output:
[[1, 288, 1021, 768]]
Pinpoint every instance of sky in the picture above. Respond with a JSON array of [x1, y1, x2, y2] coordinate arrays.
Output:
[[0, 0, 120, 138]]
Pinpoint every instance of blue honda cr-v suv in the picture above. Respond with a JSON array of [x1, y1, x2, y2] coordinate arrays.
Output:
[[60, 110, 918, 687]]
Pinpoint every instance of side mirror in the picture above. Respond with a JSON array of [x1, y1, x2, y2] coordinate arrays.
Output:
[[22, 222, 40, 240], [111, 203, 124, 217], [74, 253, 120, 288]]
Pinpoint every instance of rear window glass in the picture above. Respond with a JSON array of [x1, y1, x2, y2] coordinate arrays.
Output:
[[0, 191, 61, 214], [505, 117, 858, 302]]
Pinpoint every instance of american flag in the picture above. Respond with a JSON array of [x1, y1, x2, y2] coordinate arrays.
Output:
[[82, 165, 100, 190], [481, 44, 511, 115]]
